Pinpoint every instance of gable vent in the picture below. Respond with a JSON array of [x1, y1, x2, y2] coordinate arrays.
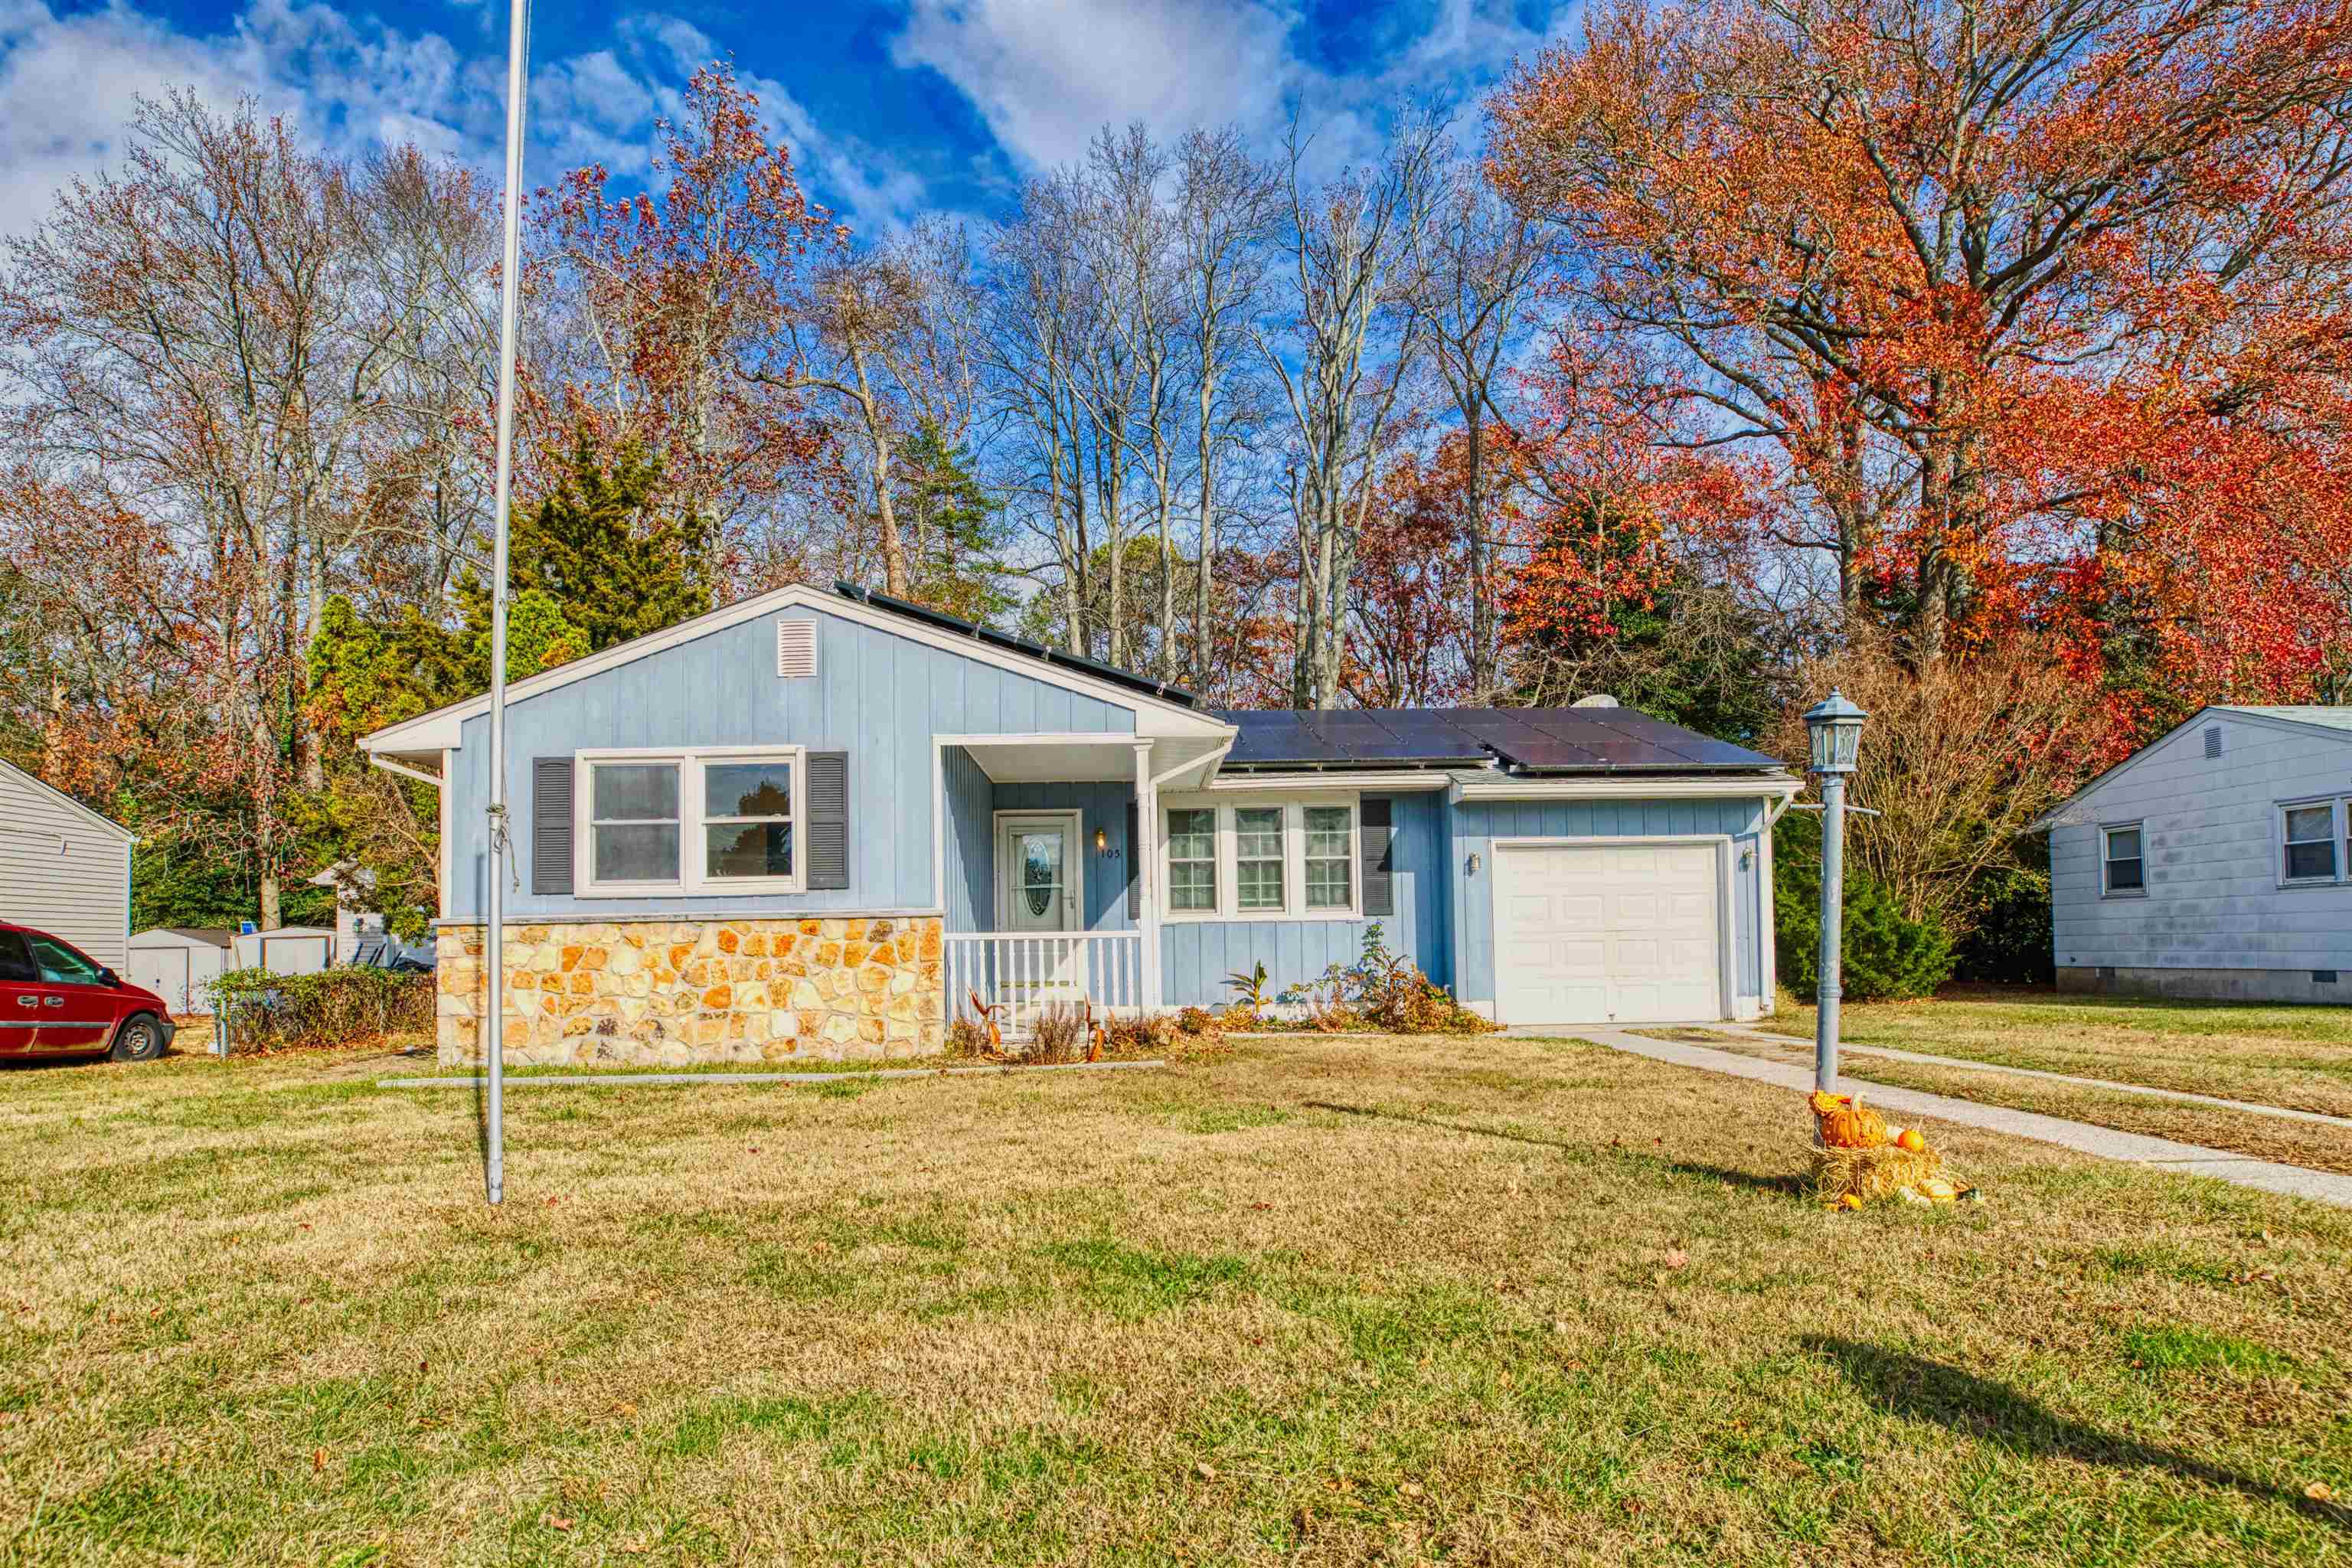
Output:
[[2204, 724, 2223, 759], [776, 619, 818, 679]]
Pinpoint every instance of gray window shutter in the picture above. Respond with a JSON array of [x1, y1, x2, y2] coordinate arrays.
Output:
[[806, 750, 850, 890], [1361, 797, 1393, 916], [1125, 802, 1141, 919], [532, 758, 574, 896]]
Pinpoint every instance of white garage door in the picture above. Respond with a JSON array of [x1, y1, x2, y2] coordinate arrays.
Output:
[[1494, 841, 1722, 1024]]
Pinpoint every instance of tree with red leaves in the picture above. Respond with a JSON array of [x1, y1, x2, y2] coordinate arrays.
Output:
[[531, 62, 841, 586], [1489, 0, 2352, 703]]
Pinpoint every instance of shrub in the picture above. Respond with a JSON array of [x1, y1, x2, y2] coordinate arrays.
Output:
[[205, 965, 435, 1052], [1775, 813, 1955, 1001], [1027, 1004, 1088, 1064], [1280, 926, 1496, 1036], [1174, 1006, 1217, 1036], [1952, 861, 2054, 985], [945, 1016, 991, 1057]]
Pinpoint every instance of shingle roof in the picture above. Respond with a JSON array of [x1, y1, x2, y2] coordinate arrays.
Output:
[[2218, 706, 2352, 733]]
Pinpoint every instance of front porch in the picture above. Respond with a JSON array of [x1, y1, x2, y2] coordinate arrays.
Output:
[[939, 733, 1220, 1034]]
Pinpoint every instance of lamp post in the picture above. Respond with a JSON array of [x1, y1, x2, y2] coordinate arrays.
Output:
[[1803, 689, 1867, 1093]]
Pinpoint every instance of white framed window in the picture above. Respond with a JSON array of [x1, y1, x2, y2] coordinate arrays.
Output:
[[1233, 805, 1285, 910], [577, 746, 806, 896], [2280, 799, 2341, 885], [1159, 795, 1360, 921], [2099, 822, 2145, 897], [1166, 807, 1218, 912], [1303, 805, 1354, 910]]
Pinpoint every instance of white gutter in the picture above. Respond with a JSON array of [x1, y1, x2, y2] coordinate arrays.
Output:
[[368, 753, 446, 789], [1449, 773, 1803, 803]]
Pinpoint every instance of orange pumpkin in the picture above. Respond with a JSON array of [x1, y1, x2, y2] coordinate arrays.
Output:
[[1896, 1129, 1927, 1154], [1811, 1090, 1888, 1149]]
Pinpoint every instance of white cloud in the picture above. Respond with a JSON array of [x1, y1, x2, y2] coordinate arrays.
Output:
[[890, 0, 1298, 173], [889, 0, 1570, 181], [0, 0, 938, 242]]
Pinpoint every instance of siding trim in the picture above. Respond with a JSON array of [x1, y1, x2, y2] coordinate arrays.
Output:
[[0, 758, 134, 843], [361, 586, 1235, 753]]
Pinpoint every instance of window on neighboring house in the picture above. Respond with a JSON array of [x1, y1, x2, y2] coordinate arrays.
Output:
[[1303, 805, 1354, 910], [1234, 806, 1285, 910], [702, 758, 794, 884], [2101, 825, 2145, 895], [590, 761, 681, 886], [580, 748, 806, 894], [1166, 808, 1217, 911], [2282, 802, 2339, 883]]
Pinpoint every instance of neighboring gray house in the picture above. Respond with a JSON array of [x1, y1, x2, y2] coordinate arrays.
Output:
[[0, 757, 133, 972], [359, 583, 1798, 1067], [2032, 706, 2352, 1003]]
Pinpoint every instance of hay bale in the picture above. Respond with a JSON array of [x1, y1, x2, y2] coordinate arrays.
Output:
[[1810, 1140, 1944, 1205]]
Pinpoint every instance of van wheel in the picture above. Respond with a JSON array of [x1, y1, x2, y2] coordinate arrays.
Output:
[[110, 1014, 167, 1063]]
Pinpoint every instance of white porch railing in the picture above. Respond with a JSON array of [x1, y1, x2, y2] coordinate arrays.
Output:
[[943, 931, 1145, 1037]]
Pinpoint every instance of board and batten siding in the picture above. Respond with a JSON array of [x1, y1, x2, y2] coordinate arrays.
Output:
[[1160, 791, 1449, 1006], [443, 606, 1135, 922], [2049, 714, 2352, 973], [0, 761, 132, 971], [1448, 795, 1771, 1014]]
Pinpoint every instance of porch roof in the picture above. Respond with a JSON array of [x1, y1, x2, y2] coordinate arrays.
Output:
[[946, 733, 1230, 789]]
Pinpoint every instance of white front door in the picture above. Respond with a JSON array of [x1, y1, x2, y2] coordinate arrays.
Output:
[[1493, 841, 1723, 1024], [998, 816, 1081, 934]]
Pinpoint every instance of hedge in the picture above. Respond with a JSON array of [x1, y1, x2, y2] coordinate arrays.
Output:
[[204, 965, 435, 1052]]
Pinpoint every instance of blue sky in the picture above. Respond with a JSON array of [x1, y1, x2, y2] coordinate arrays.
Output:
[[0, 0, 1576, 239]]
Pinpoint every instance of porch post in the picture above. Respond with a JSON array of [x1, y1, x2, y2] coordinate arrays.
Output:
[[1134, 740, 1161, 1011]]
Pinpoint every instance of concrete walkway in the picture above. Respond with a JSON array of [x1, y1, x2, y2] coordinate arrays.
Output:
[[1706, 1024, 2352, 1130], [1533, 1025, 2352, 1209]]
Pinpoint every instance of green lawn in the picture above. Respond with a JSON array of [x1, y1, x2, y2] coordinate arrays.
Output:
[[2, 1032, 2347, 1565]]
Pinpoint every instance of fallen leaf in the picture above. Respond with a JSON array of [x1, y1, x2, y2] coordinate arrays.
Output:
[[547, 1514, 575, 1531], [2309, 1482, 2336, 1503], [1400, 1482, 1424, 1498], [1194, 1462, 1217, 1481], [1662, 1249, 1690, 1270], [312, 1448, 326, 1473]]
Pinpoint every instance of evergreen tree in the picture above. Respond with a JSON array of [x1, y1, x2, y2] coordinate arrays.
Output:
[[894, 422, 1013, 622], [458, 434, 713, 655]]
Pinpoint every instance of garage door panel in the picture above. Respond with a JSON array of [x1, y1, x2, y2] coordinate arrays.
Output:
[[1494, 841, 1721, 1026]]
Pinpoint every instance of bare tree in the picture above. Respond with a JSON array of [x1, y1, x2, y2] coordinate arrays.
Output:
[[1410, 162, 1555, 701], [781, 220, 982, 599], [1172, 128, 1279, 689], [1261, 111, 1446, 707]]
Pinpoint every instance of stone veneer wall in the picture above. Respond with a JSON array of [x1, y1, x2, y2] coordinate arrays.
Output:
[[434, 916, 945, 1067]]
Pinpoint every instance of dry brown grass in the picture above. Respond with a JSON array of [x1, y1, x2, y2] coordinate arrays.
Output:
[[1, 1033, 2347, 1566], [1766, 989, 2352, 1117]]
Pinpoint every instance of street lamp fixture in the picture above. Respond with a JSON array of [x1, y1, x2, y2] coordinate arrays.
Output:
[[1802, 688, 1867, 1093]]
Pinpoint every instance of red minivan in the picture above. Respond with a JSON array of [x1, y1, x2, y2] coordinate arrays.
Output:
[[0, 922, 176, 1063]]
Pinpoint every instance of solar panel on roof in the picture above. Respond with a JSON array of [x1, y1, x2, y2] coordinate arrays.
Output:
[[1208, 706, 1785, 773]]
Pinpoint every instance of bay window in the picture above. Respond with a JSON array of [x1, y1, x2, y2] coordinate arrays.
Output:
[[578, 747, 805, 894], [1161, 797, 1360, 920]]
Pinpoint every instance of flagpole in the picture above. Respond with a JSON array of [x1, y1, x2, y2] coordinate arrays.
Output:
[[483, 0, 531, 1206]]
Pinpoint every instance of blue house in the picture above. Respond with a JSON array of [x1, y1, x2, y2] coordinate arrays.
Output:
[[361, 584, 1799, 1066]]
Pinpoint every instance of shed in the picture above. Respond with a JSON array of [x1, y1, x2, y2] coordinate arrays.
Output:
[[126, 928, 234, 1015], [0, 757, 134, 972], [230, 926, 336, 977]]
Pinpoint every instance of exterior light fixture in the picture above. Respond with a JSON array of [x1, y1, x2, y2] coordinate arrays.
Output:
[[1801, 688, 1869, 1092]]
